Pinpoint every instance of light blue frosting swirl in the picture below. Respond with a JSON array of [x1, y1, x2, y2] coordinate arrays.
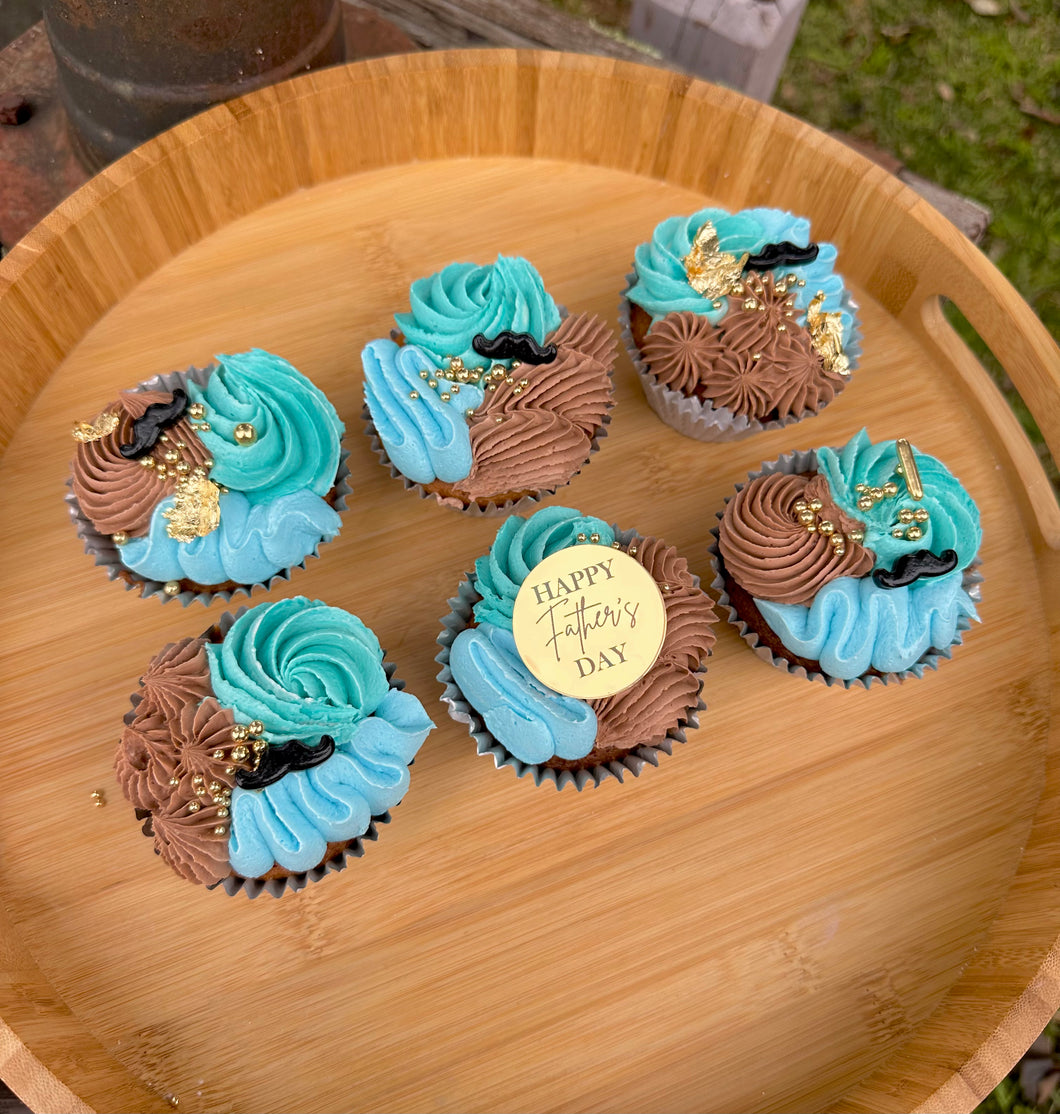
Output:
[[206, 598, 390, 743], [628, 207, 853, 342], [228, 688, 433, 876], [755, 575, 979, 680], [362, 339, 484, 484], [473, 505, 615, 631], [815, 429, 982, 575], [449, 623, 597, 764], [118, 490, 340, 586], [187, 349, 344, 504], [394, 255, 561, 369]]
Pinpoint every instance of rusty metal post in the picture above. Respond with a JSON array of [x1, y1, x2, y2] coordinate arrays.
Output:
[[43, 0, 346, 170]]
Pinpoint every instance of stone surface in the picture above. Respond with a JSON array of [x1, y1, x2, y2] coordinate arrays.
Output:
[[630, 0, 808, 101]]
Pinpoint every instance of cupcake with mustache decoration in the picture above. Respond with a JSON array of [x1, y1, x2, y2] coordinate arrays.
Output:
[[621, 207, 862, 441], [67, 349, 348, 605], [115, 598, 435, 897], [710, 429, 983, 686], [362, 255, 617, 514]]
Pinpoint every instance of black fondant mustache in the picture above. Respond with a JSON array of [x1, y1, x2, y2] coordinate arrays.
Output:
[[872, 548, 958, 590], [744, 241, 820, 271], [471, 331, 557, 364], [235, 735, 336, 791], [119, 388, 188, 459]]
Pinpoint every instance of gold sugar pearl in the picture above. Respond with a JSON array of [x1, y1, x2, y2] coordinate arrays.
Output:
[[440, 392, 451, 402], [494, 415, 503, 422], [511, 359, 522, 369], [577, 533, 587, 543], [906, 525, 923, 541], [855, 483, 868, 493], [248, 721, 265, 736], [408, 391, 419, 401], [898, 509, 915, 524], [218, 807, 230, 819], [892, 528, 905, 539], [818, 521, 835, 535], [169, 776, 179, 786], [231, 724, 250, 742], [883, 481, 899, 496], [189, 402, 205, 419], [419, 369, 429, 380], [870, 487, 884, 500], [712, 300, 724, 310], [914, 508, 929, 523], [465, 408, 475, 418], [140, 456, 155, 469], [208, 782, 222, 794], [233, 422, 257, 445], [175, 460, 190, 474], [857, 496, 874, 511], [628, 545, 638, 556], [808, 499, 823, 513], [427, 379, 438, 390], [193, 774, 204, 784], [834, 545, 846, 557], [451, 384, 460, 395], [611, 541, 621, 549], [793, 500, 808, 513], [155, 463, 168, 479], [159, 434, 168, 443], [828, 533, 843, 547], [212, 749, 224, 760], [231, 744, 249, 762], [214, 826, 227, 836], [163, 581, 181, 596], [848, 529, 865, 544], [511, 387, 522, 396], [188, 801, 200, 812], [112, 531, 129, 546], [590, 533, 601, 543], [797, 510, 816, 526]]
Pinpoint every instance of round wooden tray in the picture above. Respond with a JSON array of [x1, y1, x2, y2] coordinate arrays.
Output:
[[1, 50, 1059, 1114]]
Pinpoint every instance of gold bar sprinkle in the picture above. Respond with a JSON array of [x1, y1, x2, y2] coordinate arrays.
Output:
[[895, 439, 924, 500]]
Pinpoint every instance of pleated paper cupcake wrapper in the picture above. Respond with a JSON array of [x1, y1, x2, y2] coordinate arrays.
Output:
[[618, 271, 863, 443], [708, 447, 984, 689], [123, 606, 408, 899], [434, 526, 707, 791], [68, 364, 352, 606]]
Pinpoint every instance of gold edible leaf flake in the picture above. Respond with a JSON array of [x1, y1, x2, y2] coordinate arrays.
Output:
[[71, 411, 119, 442], [682, 220, 749, 300], [163, 467, 221, 542], [806, 292, 851, 376]]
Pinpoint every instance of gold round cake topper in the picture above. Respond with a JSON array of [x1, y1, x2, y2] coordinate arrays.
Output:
[[512, 543, 667, 700]]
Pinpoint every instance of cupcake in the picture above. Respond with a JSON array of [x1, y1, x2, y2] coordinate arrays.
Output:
[[362, 255, 616, 513], [437, 505, 718, 789], [115, 598, 435, 896], [711, 429, 983, 686], [68, 350, 347, 604], [621, 207, 860, 440]]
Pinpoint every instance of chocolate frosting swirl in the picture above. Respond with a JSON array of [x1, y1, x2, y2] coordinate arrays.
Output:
[[444, 313, 614, 501], [152, 797, 232, 887], [479, 312, 615, 436], [641, 311, 738, 396], [586, 534, 717, 754], [718, 472, 875, 606], [705, 274, 848, 420], [139, 636, 212, 726], [115, 702, 174, 812], [457, 410, 590, 500], [71, 389, 210, 537]]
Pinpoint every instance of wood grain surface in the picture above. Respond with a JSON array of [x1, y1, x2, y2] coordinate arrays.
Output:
[[0, 50, 1058, 1114]]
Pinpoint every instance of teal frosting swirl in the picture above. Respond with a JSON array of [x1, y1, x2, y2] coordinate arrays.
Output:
[[118, 489, 340, 587], [394, 255, 561, 369], [206, 598, 389, 744], [362, 339, 484, 484], [815, 428, 982, 576], [227, 687, 433, 876], [449, 623, 596, 764], [756, 574, 979, 680], [627, 206, 853, 341], [187, 349, 344, 504], [473, 505, 615, 630]]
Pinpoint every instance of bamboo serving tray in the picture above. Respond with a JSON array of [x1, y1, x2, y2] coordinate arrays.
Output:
[[1, 50, 1059, 1114]]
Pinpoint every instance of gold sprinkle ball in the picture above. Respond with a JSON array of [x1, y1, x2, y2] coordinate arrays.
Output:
[[112, 531, 129, 546], [233, 422, 257, 445], [162, 580, 181, 596], [248, 720, 264, 736], [914, 508, 930, 523]]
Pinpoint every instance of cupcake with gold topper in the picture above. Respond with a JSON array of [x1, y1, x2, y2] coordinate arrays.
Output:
[[362, 255, 617, 514], [436, 505, 719, 789], [710, 429, 983, 687], [620, 207, 861, 441], [67, 350, 348, 604], [115, 597, 435, 896]]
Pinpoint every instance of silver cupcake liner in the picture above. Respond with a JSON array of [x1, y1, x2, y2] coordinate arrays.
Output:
[[707, 447, 984, 689], [619, 270, 863, 442], [361, 310, 616, 516], [434, 526, 709, 790], [123, 606, 409, 898], [68, 364, 351, 606]]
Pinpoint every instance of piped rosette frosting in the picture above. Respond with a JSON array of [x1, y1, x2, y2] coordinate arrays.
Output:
[[68, 350, 345, 597], [115, 599, 435, 891], [716, 429, 982, 682], [441, 506, 718, 777], [362, 256, 616, 509], [625, 207, 859, 425]]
